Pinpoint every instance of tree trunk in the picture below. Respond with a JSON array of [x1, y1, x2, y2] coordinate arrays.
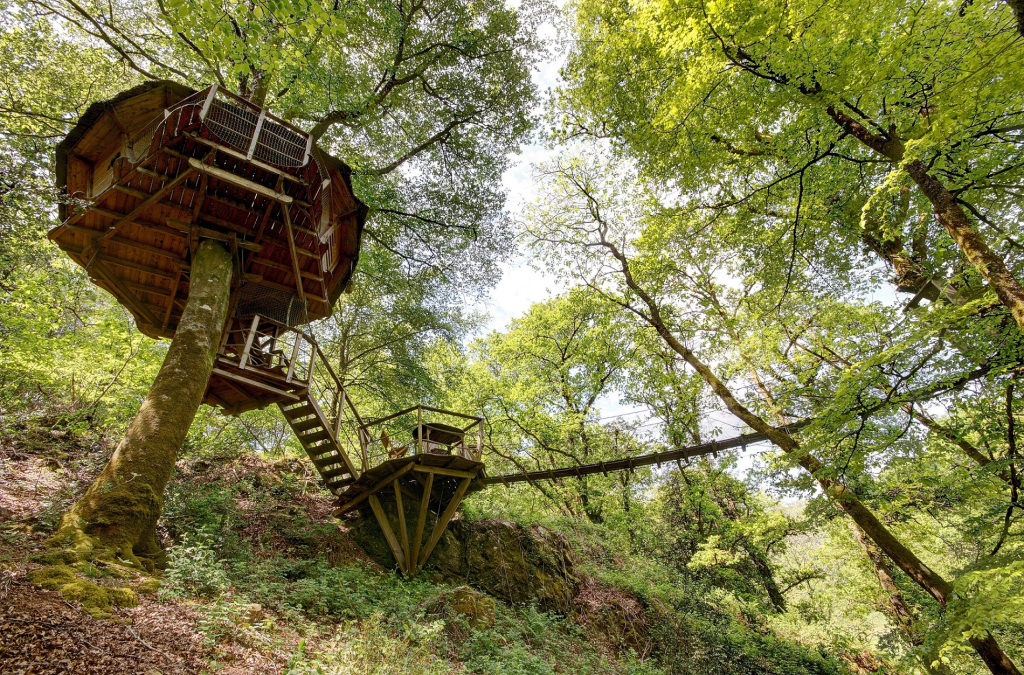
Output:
[[51, 239, 233, 569], [1007, 0, 1024, 38], [852, 523, 920, 642], [907, 405, 1011, 484], [713, 483, 787, 612], [903, 160, 1024, 334], [825, 106, 1024, 335]]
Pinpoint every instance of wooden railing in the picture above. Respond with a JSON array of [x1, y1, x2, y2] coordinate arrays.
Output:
[[357, 405, 484, 472], [228, 315, 365, 464], [224, 316, 486, 479]]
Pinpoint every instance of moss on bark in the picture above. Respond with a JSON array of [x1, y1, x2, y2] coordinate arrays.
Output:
[[48, 239, 233, 570]]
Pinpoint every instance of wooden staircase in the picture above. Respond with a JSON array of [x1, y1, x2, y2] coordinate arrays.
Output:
[[205, 314, 366, 495], [279, 398, 358, 494], [205, 315, 489, 577]]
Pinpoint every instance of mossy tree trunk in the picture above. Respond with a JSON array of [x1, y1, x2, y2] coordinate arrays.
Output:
[[52, 239, 233, 569]]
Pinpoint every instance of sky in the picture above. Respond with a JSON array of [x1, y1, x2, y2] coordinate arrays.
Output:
[[476, 20, 566, 337]]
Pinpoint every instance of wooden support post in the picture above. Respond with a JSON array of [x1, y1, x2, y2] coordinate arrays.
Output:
[[411, 472, 434, 576], [239, 314, 260, 369], [368, 494, 406, 575], [417, 407, 423, 456], [477, 421, 484, 461], [247, 109, 267, 160], [306, 343, 317, 385], [393, 481, 410, 575], [334, 389, 346, 440], [199, 84, 218, 120], [418, 477, 471, 568], [358, 428, 369, 472], [335, 463, 415, 515], [281, 203, 307, 311]]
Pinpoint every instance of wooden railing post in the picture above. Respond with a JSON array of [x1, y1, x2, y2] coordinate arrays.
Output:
[[417, 406, 423, 456], [238, 314, 260, 370], [477, 420, 484, 462], [358, 428, 369, 471], [306, 342, 317, 385], [285, 333, 302, 382], [334, 389, 345, 440]]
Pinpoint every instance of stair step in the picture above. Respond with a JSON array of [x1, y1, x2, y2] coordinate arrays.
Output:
[[299, 430, 332, 444], [310, 452, 341, 466], [291, 418, 323, 433], [282, 404, 313, 418], [307, 446, 338, 461], [310, 456, 341, 469], [322, 467, 351, 480], [326, 477, 355, 490]]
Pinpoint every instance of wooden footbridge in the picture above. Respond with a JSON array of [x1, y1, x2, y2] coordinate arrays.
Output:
[[49, 80, 801, 578]]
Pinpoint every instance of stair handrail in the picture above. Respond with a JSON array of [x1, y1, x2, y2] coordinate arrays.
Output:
[[234, 315, 367, 468]]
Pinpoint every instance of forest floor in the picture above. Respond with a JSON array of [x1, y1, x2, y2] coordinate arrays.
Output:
[[0, 425, 297, 674], [0, 418, 645, 674], [0, 413, 847, 674]]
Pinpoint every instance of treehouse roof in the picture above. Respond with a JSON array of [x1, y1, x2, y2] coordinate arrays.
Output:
[[50, 80, 368, 338]]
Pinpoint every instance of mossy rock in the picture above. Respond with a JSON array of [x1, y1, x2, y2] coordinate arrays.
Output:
[[59, 579, 113, 618], [30, 549, 80, 565], [428, 585, 496, 629], [348, 511, 578, 613], [137, 578, 162, 595], [28, 564, 78, 590], [109, 587, 139, 607], [29, 565, 137, 617]]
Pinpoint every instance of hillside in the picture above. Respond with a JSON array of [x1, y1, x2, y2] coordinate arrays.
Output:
[[1, 413, 846, 674]]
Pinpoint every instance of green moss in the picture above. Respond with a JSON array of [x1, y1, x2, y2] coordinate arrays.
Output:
[[59, 579, 112, 619], [28, 565, 77, 590], [30, 549, 79, 565], [137, 577, 162, 594], [74, 561, 104, 578], [29, 565, 136, 617], [109, 587, 138, 607]]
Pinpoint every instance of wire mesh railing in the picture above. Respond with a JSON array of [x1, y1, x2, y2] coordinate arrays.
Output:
[[198, 85, 311, 168]]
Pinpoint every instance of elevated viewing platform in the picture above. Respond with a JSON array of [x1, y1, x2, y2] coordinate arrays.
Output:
[[205, 314, 486, 576]]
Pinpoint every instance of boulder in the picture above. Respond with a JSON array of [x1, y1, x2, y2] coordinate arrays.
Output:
[[346, 509, 577, 613], [426, 585, 496, 629]]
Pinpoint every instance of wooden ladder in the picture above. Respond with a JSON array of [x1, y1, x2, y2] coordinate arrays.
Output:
[[279, 395, 359, 494]]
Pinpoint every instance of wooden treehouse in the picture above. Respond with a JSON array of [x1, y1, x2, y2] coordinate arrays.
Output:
[[50, 81, 487, 576]]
